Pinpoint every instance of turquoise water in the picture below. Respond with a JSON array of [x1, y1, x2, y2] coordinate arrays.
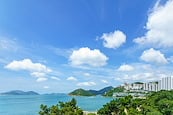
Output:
[[0, 94, 113, 115]]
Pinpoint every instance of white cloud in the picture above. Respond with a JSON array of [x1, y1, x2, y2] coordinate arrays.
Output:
[[100, 30, 126, 49], [67, 76, 77, 81], [0, 37, 19, 51], [140, 48, 168, 64], [118, 64, 134, 71], [101, 79, 108, 84], [5, 59, 51, 73], [5, 59, 52, 82], [43, 86, 49, 89], [36, 77, 48, 82], [50, 47, 73, 58], [83, 73, 91, 77], [69, 47, 108, 67], [51, 76, 60, 81], [77, 81, 96, 86], [115, 73, 164, 83], [134, 0, 173, 48], [31, 72, 46, 78]]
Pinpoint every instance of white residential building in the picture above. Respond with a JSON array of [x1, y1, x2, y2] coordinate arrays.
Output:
[[143, 82, 158, 92], [158, 76, 173, 91], [124, 82, 143, 91], [124, 76, 173, 92]]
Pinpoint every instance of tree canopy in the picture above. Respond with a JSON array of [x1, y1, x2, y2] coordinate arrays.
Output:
[[98, 90, 173, 115], [39, 98, 83, 115]]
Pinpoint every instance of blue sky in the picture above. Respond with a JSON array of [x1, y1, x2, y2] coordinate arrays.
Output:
[[0, 0, 173, 93]]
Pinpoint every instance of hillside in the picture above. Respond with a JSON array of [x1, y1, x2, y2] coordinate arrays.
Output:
[[69, 86, 113, 96], [0, 90, 39, 95], [104, 86, 125, 96], [98, 90, 173, 115], [89, 86, 113, 95], [69, 88, 95, 96]]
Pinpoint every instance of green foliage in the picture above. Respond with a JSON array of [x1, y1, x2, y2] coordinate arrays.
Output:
[[98, 90, 173, 115], [39, 90, 173, 115], [69, 88, 95, 96], [104, 86, 125, 96], [39, 98, 83, 115]]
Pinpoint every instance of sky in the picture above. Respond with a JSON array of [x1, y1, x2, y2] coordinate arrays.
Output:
[[0, 0, 173, 93]]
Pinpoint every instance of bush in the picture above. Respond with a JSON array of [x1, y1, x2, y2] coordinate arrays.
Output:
[[39, 98, 83, 115]]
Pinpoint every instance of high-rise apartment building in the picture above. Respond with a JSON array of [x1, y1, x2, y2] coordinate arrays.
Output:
[[158, 76, 173, 91], [124, 76, 173, 92]]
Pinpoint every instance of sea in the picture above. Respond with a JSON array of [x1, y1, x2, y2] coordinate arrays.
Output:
[[0, 94, 114, 115]]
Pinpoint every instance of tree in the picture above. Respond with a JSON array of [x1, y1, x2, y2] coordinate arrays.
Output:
[[98, 91, 173, 115], [39, 98, 83, 115]]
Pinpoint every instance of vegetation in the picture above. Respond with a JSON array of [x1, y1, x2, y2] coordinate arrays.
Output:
[[39, 90, 173, 115], [39, 98, 83, 115], [69, 86, 113, 96], [104, 86, 125, 96], [98, 90, 173, 115], [69, 88, 95, 96], [89, 86, 113, 95]]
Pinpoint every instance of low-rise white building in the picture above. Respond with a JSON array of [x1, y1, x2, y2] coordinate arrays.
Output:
[[124, 82, 143, 92]]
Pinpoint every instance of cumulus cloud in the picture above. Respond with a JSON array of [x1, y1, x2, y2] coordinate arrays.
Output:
[[77, 81, 96, 86], [118, 64, 134, 71], [69, 47, 108, 67], [134, 0, 173, 48], [5, 59, 51, 73], [67, 76, 77, 81], [140, 48, 168, 64], [100, 30, 126, 49], [5, 59, 52, 82]]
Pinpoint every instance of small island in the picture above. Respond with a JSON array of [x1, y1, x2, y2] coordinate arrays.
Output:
[[0, 90, 39, 95]]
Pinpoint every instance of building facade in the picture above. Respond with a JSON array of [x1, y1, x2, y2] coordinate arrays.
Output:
[[143, 82, 158, 92], [124, 76, 173, 92], [158, 76, 173, 91], [124, 82, 143, 92]]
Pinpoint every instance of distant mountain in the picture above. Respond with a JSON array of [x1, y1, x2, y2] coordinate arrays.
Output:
[[89, 86, 113, 95], [69, 86, 113, 96], [69, 88, 95, 96], [0, 90, 39, 95]]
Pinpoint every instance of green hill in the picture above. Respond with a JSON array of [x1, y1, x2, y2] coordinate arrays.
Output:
[[69, 86, 113, 96], [69, 88, 95, 96], [104, 86, 125, 96], [89, 86, 113, 95]]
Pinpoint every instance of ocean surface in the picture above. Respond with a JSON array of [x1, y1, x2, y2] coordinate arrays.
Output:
[[0, 94, 113, 115]]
